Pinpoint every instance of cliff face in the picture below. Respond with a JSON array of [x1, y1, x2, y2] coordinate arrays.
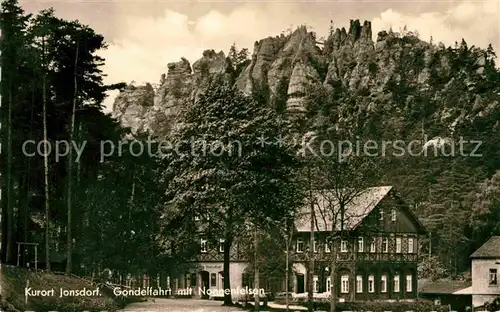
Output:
[[111, 19, 498, 138]]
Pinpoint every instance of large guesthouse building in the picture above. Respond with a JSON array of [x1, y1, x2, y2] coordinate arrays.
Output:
[[172, 186, 428, 301]]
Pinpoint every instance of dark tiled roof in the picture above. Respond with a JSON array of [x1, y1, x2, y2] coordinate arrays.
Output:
[[470, 236, 500, 259], [418, 279, 472, 294]]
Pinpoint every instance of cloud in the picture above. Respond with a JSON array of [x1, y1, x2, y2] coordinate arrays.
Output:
[[98, 3, 330, 112], [371, 1, 499, 49], [99, 1, 499, 113]]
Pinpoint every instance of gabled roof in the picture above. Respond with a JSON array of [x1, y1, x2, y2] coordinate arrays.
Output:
[[418, 279, 472, 294], [294, 186, 393, 232], [470, 236, 500, 259]]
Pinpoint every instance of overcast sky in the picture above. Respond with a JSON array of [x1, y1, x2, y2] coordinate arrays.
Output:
[[20, 0, 500, 112]]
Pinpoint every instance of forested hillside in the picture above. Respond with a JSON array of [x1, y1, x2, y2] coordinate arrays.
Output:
[[2, 0, 500, 288], [113, 21, 500, 278]]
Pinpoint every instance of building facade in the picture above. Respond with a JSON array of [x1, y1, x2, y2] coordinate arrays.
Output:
[[170, 185, 428, 302], [469, 236, 500, 308], [291, 186, 427, 301]]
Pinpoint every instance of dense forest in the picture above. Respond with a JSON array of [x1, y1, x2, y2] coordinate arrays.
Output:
[[0, 0, 187, 279], [2, 0, 500, 297]]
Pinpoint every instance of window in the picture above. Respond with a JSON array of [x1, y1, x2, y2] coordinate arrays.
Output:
[[391, 208, 397, 221], [406, 274, 413, 292], [370, 239, 376, 253], [341, 275, 349, 293], [194, 214, 201, 221], [219, 238, 225, 253], [356, 275, 363, 293], [200, 238, 208, 253], [358, 237, 364, 252], [340, 240, 348, 252], [489, 269, 498, 286], [325, 241, 331, 253], [296, 239, 304, 253], [396, 237, 402, 253], [381, 275, 387, 293], [185, 273, 190, 287], [408, 238, 414, 253], [380, 210, 384, 220], [394, 275, 400, 292], [326, 277, 331, 292], [313, 276, 319, 293], [368, 275, 374, 293], [382, 238, 388, 253], [313, 240, 318, 253], [210, 273, 216, 286]]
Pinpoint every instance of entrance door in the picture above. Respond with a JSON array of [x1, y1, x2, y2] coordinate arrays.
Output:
[[296, 274, 305, 293], [200, 271, 210, 298]]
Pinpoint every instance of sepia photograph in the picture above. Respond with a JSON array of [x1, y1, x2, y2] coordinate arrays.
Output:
[[0, 0, 499, 311]]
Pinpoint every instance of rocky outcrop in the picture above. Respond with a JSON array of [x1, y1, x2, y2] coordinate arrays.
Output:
[[112, 50, 231, 136], [112, 19, 499, 138]]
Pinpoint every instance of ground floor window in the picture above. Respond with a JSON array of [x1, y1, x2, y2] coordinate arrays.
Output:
[[381, 275, 387, 293], [356, 275, 362, 293], [341, 275, 349, 293], [210, 273, 216, 287], [368, 275, 374, 293], [406, 274, 412, 292]]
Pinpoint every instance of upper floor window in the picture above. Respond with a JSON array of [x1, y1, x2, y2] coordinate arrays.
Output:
[[219, 238, 225, 253], [489, 268, 498, 286], [406, 274, 413, 292], [340, 240, 348, 252], [325, 241, 331, 253], [313, 240, 318, 253], [382, 238, 388, 253], [391, 208, 397, 221], [358, 237, 364, 252], [341, 275, 349, 293], [381, 275, 387, 293], [200, 238, 208, 253], [379, 210, 384, 220], [356, 275, 363, 293], [408, 238, 414, 253], [396, 237, 402, 253], [368, 275, 374, 293], [394, 275, 400, 292], [370, 239, 376, 253], [296, 239, 304, 253]]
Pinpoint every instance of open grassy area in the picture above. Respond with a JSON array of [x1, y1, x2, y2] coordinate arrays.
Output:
[[0, 265, 140, 312]]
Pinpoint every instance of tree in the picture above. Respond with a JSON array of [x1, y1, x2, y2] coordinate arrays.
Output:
[[302, 84, 380, 312], [164, 81, 301, 306], [228, 43, 249, 78], [0, 0, 31, 265]]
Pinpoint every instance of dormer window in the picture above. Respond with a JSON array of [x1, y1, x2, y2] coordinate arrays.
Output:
[[296, 239, 304, 253], [380, 210, 384, 220], [391, 209, 397, 221]]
